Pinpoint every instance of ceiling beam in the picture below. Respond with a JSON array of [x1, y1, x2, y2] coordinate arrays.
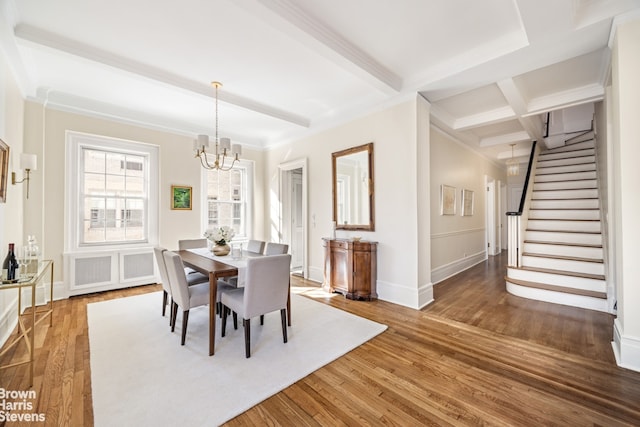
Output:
[[14, 24, 311, 128], [235, 0, 402, 94]]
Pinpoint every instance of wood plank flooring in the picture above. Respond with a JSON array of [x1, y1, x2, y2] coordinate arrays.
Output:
[[1, 251, 639, 426]]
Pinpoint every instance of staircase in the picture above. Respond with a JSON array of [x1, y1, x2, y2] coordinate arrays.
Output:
[[506, 137, 609, 313]]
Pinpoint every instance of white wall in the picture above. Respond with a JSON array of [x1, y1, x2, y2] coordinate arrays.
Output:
[[429, 126, 506, 283], [22, 101, 265, 285], [0, 49, 26, 346], [265, 97, 432, 308], [610, 15, 640, 372]]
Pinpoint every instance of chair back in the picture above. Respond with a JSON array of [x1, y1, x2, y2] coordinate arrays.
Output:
[[154, 247, 171, 294], [178, 238, 207, 250], [264, 242, 289, 255], [163, 251, 190, 309], [242, 254, 291, 319], [246, 240, 266, 255]]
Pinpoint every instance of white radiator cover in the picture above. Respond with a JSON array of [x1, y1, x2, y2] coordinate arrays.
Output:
[[66, 248, 157, 295]]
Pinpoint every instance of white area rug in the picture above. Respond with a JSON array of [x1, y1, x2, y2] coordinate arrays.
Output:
[[88, 290, 387, 426]]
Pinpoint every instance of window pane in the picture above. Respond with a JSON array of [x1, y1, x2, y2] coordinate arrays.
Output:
[[80, 146, 149, 245], [206, 165, 248, 239], [125, 176, 144, 197], [84, 150, 105, 173]]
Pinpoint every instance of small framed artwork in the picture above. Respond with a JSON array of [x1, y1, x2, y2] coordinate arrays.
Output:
[[171, 185, 192, 210], [0, 139, 9, 203], [440, 184, 456, 215], [461, 189, 474, 216]]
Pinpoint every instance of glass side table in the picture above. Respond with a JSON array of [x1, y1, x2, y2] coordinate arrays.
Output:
[[0, 260, 54, 387]]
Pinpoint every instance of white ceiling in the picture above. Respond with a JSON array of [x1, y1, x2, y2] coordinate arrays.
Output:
[[2, 0, 639, 166]]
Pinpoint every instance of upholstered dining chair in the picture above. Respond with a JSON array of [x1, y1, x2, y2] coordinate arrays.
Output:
[[178, 238, 208, 274], [178, 238, 207, 249], [264, 242, 289, 255], [246, 239, 266, 255], [154, 247, 209, 326], [163, 251, 211, 345], [220, 254, 291, 358]]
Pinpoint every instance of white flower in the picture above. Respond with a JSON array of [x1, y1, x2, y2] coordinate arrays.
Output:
[[204, 226, 235, 245]]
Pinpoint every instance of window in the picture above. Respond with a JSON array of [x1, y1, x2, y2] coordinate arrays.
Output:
[[66, 132, 159, 250], [203, 161, 252, 240]]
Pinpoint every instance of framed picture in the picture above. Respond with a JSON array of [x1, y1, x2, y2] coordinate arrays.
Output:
[[0, 139, 9, 203], [440, 184, 456, 215], [461, 189, 474, 216], [171, 185, 192, 210]]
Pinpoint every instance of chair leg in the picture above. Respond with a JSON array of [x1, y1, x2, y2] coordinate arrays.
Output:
[[233, 311, 238, 330], [244, 318, 251, 358], [171, 302, 178, 332], [280, 309, 288, 343], [221, 305, 228, 337], [181, 310, 189, 345], [260, 314, 264, 325], [162, 290, 168, 316]]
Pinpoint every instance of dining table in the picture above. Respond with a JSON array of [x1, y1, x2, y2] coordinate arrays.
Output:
[[176, 248, 292, 356]]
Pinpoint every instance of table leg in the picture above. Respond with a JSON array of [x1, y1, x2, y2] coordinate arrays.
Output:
[[30, 283, 35, 387], [209, 273, 217, 356]]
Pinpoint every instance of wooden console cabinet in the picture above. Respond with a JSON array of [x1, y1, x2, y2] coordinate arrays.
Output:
[[322, 238, 377, 300]]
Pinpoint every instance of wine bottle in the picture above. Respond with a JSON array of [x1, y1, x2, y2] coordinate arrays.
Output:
[[2, 243, 19, 281]]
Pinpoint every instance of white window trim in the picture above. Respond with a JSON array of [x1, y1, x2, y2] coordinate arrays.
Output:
[[65, 131, 159, 253], [200, 159, 254, 243]]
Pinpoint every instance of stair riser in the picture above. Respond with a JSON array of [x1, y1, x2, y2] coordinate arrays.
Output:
[[527, 219, 601, 232], [530, 199, 599, 209], [506, 282, 609, 312], [534, 171, 596, 182], [538, 148, 594, 161], [523, 243, 603, 259], [524, 230, 602, 245], [533, 180, 596, 191], [538, 156, 595, 168], [507, 268, 606, 292], [537, 163, 595, 175], [528, 210, 600, 220], [532, 189, 598, 199], [522, 256, 604, 275], [541, 140, 595, 154]]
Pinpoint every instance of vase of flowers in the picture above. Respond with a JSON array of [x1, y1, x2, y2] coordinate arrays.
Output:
[[204, 226, 235, 256]]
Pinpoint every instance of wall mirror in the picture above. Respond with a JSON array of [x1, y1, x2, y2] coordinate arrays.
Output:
[[332, 142, 375, 231]]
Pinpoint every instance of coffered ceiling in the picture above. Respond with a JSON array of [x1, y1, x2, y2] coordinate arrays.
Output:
[[1, 0, 639, 166]]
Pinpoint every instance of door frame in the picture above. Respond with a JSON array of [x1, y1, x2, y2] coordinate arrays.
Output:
[[278, 158, 308, 278]]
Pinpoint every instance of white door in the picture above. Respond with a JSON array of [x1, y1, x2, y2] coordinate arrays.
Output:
[[290, 171, 303, 271], [486, 179, 496, 256]]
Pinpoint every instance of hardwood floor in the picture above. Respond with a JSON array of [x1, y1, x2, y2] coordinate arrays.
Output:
[[1, 251, 639, 426]]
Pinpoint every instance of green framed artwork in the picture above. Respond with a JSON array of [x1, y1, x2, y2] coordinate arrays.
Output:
[[171, 185, 192, 210]]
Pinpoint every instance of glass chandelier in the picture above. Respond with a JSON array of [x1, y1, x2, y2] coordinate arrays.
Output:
[[506, 144, 519, 176], [194, 81, 242, 171]]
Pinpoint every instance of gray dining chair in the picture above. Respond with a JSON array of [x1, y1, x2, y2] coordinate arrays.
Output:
[[163, 251, 211, 345], [178, 238, 208, 250], [220, 254, 291, 358], [246, 240, 266, 255], [178, 238, 208, 274], [264, 242, 289, 255], [154, 247, 209, 326]]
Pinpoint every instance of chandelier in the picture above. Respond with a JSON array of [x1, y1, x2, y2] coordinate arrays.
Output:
[[506, 144, 519, 176], [194, 81, 242, 170]]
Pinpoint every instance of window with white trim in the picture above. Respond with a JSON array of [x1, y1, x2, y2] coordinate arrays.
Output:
[[203, 161, 252, 240], [65, 132, 159, 250]]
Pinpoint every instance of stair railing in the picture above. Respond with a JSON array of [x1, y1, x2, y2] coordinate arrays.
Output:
[[506, 141, 539, 267]]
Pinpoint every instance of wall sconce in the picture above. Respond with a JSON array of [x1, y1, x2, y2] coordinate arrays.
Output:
[[12, 153, 37, 199]]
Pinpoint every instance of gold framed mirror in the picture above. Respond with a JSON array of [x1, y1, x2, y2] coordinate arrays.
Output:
[[332, 142, 374, 231]]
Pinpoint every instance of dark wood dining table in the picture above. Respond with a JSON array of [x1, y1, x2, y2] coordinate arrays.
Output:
[[176, 250, 238, 356]]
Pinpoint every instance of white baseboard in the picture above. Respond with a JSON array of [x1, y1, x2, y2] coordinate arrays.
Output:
[[377, 280, 433, 310], [431, 251, 486, 284], [612, 319, 640, 373], [0, 298, 19, 350]]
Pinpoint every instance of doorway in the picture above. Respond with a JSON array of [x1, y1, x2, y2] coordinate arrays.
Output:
[[279, 159, 308, 277]]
